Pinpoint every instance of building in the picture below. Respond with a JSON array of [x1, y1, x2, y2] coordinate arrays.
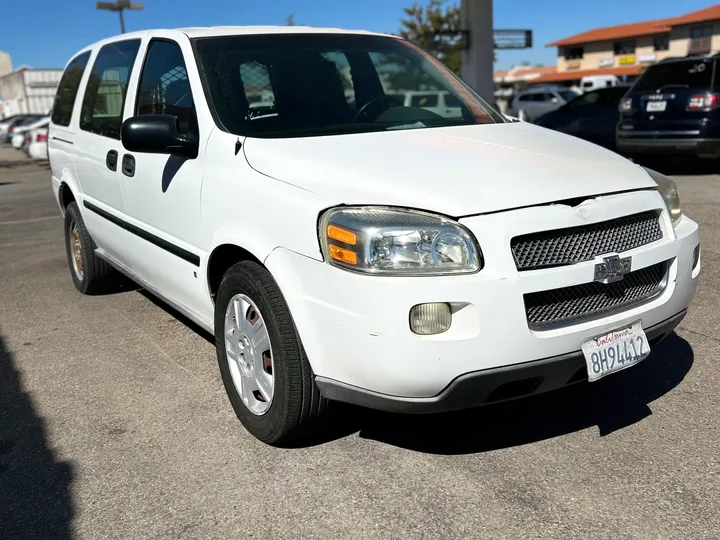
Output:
[[534, 4, 720, 85], [0, 67, 62, 118], [0, 51, 11, 78]]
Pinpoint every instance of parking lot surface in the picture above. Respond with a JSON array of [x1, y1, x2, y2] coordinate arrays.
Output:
[[1, 146, 718, 540]]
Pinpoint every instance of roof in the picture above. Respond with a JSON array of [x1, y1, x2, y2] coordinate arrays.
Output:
[[177, 25, 394, 39], [531, 65, 643, 84], [547, 4, 720, 47], [494, 65, 556, 83], [72, 26, 398, 60]]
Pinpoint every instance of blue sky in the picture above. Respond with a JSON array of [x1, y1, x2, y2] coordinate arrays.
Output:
[[1, 0, 717, 71]]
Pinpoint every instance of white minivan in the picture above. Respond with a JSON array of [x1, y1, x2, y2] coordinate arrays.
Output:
[[580, 75, 621, 93], [49, 27, 700, 445]]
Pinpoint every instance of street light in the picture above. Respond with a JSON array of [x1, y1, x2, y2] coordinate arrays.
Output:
[[96, 1, 144, 34]]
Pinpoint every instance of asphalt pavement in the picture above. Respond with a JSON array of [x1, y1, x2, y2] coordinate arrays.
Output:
[[0, 146, 718, 540]]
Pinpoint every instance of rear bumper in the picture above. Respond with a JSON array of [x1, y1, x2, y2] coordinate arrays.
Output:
[[315, 309, 687, 413], [617, 137, 720, 156]]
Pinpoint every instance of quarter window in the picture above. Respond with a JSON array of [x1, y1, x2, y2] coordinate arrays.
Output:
[[79, 39, 141, 139], [51, 51, 91, 127], [136, 40, 196, 136]]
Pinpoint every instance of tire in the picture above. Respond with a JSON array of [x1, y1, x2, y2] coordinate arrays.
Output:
[[63, 202, 117, 295], [214, 261, 329, 445]]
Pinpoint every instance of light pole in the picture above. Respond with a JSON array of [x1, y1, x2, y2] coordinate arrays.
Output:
[[96, 1, 144, 34]]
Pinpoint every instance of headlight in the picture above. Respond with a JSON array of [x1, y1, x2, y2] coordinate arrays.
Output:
[[643, 167, 682, 227], [318, 206, 482, 275]]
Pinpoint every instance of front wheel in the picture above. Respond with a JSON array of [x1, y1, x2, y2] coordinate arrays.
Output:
[[214, 261, 329, 445]]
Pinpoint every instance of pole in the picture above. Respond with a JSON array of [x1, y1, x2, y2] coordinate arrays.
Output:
[[119, 9, 126, 33], [460, 0, 495, 102]]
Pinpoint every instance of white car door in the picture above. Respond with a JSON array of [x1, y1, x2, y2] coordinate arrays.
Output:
[[118, 34, 208, 316], [72, 38, 143, 263]]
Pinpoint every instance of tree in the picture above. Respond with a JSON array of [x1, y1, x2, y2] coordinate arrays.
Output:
[[395, 0, 497, 83], [397, 0, 462, 75]]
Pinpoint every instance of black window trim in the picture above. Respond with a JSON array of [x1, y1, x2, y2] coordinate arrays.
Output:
[[79, 37, 142, 140], [133, 36, 199, 140], [51, 50, 92, 127]]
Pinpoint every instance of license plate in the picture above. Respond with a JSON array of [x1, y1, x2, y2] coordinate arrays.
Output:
[[581, 321, 650, 382], [646, 101, 666, 112]]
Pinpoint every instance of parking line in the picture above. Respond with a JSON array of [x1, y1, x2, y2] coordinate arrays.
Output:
[[0, 216, 60, 226]]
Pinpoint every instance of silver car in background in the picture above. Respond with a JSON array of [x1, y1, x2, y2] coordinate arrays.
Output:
[[509, 86, 580, 122]]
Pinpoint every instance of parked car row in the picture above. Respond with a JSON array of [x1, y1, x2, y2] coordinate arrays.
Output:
[[0, 113, 50, 160], [520, 53, 720, 163]]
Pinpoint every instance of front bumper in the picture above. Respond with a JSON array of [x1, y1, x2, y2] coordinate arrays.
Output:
[[265, 190, 700, 411], [315, 310, 686, 413], [617, 136, 720, 157]]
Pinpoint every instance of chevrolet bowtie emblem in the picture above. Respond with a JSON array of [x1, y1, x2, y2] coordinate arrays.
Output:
[[594, 255, 631, 284]]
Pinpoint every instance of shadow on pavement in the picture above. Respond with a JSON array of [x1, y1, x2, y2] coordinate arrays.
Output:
[[137, 289, 214, 344], [308, 333, 694, 454], [0, 332, 74, 539]]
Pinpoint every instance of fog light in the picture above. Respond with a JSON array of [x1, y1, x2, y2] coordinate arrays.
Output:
[[693, 244, 701, 269], [409, 303, 452, 335]]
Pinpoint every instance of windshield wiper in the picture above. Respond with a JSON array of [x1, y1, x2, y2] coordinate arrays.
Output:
[[385, 121, 427, 131]]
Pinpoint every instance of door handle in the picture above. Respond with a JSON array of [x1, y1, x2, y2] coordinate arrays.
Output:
[[106, 150, 118, 171], [121, 154, 135, 177]]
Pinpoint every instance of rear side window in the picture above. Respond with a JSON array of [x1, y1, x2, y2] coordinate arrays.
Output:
[[51, 51, 91, 127], [633, 60, 714, 92], [80, 39, 141, 139], [136, 40, 197, 136]]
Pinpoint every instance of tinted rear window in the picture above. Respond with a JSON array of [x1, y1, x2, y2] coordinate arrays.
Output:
[[633, 59, 714, 92], [51, 51, 91, 127]]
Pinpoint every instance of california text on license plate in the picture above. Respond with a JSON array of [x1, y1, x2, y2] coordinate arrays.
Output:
[[581, 321, 650, 382]]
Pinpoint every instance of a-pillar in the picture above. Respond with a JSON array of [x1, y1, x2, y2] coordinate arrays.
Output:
[[460, 0, 494, 102]]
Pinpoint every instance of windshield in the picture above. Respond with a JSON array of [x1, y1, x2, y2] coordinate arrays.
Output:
[[558, 90, 580, 102], [632, 59, 714, 92], [193, 33, 503, 138]]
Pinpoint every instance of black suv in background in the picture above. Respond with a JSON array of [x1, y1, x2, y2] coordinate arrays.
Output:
[[617, 55, 720, 159]]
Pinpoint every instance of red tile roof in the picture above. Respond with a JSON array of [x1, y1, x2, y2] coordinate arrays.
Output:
[[531, 66, 643, 84], [494, 66, 557, 81], [547, 4, 720, 47]]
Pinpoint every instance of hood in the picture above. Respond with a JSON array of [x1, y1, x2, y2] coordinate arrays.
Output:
[[242, 122, 656, 217]]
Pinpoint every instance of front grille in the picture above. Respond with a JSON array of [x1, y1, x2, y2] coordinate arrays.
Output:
[[525, 260, 668, 329], [512, 211, 663, 271]]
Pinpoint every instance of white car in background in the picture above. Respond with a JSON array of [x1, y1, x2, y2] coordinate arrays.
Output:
[[11, 116, 49, 149], [27, 127, 49, 160], [50, 26, 700, 446]]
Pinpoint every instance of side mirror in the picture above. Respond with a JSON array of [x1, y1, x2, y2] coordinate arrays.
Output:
[[551, 97, 559, 104], [121, 114, 198, 159]]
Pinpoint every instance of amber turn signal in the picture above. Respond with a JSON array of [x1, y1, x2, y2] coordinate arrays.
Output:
[[328, 245, 358, 265]]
